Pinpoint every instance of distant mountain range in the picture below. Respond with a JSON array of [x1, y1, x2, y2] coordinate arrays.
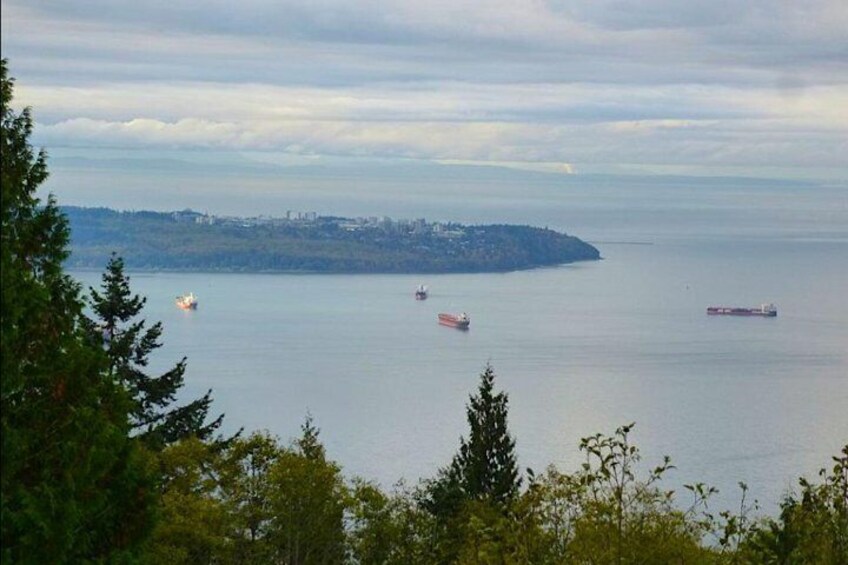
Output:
[[63, 206, 600, 273]]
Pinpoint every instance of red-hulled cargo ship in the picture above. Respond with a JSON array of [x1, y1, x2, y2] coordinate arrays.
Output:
[[707, 303, 777, 317], [439, 312, 470, 329]]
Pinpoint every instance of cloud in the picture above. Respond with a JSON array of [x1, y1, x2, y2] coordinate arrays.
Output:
[[2, 0, 847, 179], [7, 0, 845, 88], [16, 80, 775, 124], [34, 110, 848, 172]]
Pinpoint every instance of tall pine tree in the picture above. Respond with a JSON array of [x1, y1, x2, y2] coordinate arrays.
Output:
[[450, 363, 521, 504], [1, 58, 155, 561], [420, 364, 521, 562], [88, 253, 224, 450], [424, 364, 521, 522]]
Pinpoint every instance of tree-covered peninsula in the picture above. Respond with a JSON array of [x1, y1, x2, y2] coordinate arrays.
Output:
[[63, 206, 600, 273]]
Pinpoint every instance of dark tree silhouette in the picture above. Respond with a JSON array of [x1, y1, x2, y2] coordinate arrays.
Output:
[[88, 253, 224, 449], [450, 363, 521, 504], [1, 58, 154, 562]]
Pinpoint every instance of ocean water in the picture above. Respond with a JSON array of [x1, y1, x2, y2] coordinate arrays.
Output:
[[69, 179, 848, 514]]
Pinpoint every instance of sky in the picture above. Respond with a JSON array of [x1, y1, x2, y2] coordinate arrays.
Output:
[[2, 0, 847, 213]]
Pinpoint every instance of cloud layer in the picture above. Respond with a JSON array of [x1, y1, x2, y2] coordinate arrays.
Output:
[[2, 0, 847, 178]]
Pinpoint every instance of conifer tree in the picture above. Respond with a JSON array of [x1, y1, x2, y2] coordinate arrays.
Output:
[[420, 365, 521, 561], [425, 364, 522, 525], [1, 58, 154, 561], [297, 412, 326, 461], [88, 253, 224, 449], [450, 363, 521, 504]]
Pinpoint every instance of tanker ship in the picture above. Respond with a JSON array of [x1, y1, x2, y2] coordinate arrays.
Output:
[[707, 303, 776, 317], [176, 292, 198, 310], [439, 312, 470, 329]]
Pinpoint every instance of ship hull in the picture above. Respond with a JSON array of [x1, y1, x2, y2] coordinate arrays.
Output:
[[707, 307, 775, 317], [438, 314, 470, 329]]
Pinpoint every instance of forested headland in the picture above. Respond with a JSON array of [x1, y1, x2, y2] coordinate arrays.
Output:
[[3, 60, 847, 563], [63, 206, 601, 273]]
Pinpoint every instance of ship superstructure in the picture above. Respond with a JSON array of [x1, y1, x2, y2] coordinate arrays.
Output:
[[176, 292, 198, 310]]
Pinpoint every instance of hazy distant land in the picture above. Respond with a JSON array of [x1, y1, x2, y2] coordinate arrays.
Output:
[[64, 206, 600, 273]]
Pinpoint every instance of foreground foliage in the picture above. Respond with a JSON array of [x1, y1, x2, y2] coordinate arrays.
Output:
[[1, 59, 222, 562], [1, 57, 158, 562], [147, 424, 347, 564], [146, 370, 848, 565], [742, 445, 848, 563]]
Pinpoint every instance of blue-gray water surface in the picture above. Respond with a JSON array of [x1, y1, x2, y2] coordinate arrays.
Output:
[[70, 179, 848, 514]]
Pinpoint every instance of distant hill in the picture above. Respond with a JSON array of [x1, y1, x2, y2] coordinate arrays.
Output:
[[63, 206, 600, 273]]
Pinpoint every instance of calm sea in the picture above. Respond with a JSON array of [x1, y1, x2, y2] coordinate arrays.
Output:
[[70, 179, 848, 513]]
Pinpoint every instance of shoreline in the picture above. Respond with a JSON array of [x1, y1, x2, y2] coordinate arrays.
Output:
[[66, 256, 601, 276]]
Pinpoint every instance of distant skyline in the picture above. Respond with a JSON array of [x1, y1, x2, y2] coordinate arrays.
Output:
[[2, 0, 847, 193]]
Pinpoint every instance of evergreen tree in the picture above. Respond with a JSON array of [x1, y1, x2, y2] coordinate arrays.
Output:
[[420, 364, 522, 562], [424, 364, 521, 514], [1, 58, 154, 561], [88, 253, 224, 449], [450, 363, 521, 504], [297, 412, 326, 461]]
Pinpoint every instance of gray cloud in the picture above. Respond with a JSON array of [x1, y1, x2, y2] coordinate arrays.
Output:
[[8, 0, 846, 86], [2, 0, 846, 180]]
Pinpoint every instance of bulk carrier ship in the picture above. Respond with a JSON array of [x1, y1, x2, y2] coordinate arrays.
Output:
[[438, 312, 470, 329], [707, 303, 776, 317]]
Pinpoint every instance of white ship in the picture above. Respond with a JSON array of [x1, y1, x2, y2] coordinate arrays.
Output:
[[415, 284, 428, 300], [176, 292, 198, 310]]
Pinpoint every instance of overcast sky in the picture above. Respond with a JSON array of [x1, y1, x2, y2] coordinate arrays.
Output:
[[2, 0, 847, 182]]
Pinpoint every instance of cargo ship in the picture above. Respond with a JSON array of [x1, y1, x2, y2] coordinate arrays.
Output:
[[707, 303, 776, 317], [176, 292, 198, 310], [439, 312, 470, 329], [415, 284, 428, 300]]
